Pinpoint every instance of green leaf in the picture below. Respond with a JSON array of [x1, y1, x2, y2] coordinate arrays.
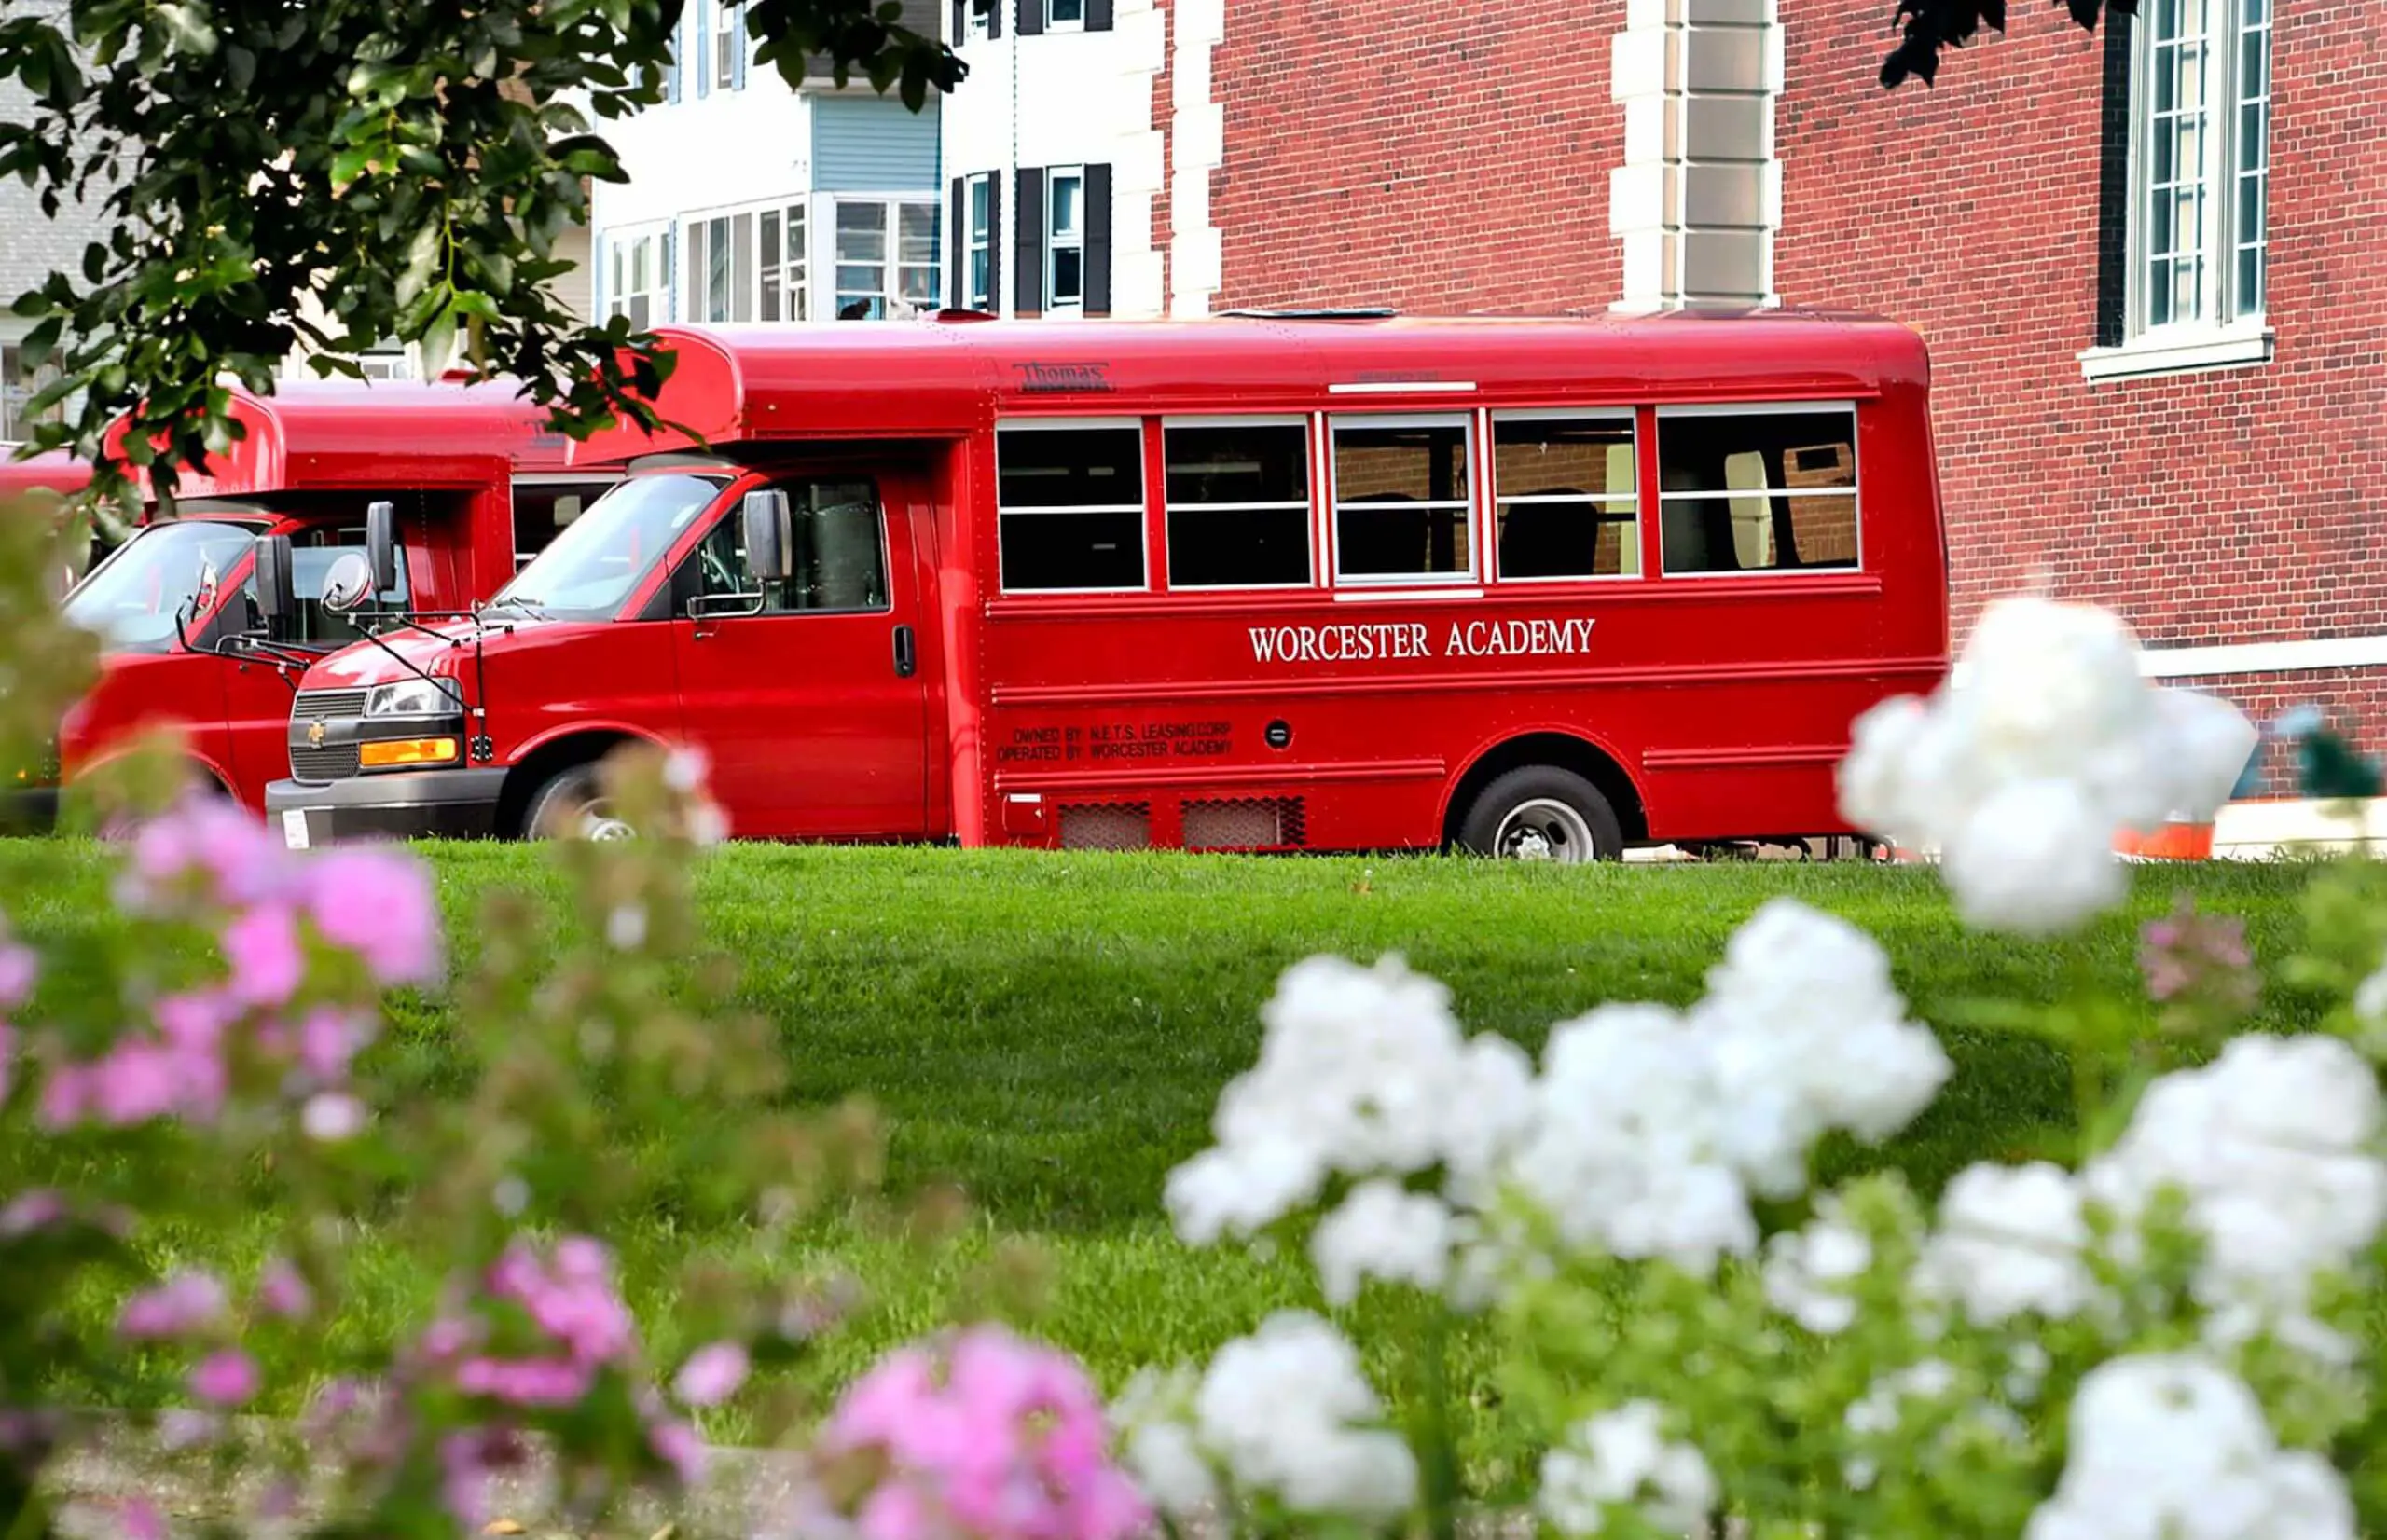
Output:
[[16, 315, 62, 371], [418, 299, 459, 379], [153, 4, 217, 57], [397, 222, 444, 308]]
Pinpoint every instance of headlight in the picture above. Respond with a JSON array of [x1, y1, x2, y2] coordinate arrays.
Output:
[[366, 680, 461, 717]]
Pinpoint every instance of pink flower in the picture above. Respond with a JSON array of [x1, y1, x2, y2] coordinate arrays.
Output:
[[673, 1341, 751, 1408], [297, 1006, 371, 1082], [158, 1409, 220, 1451], [119, 1272, 228, 1340], [650, 1419, 708, 1486], [301, 1092, 366, 1142], [2137, 893, 2260, 1019], [0, 938, 35, 1011], [488, 1237, 637, 1366], [455, 1355, 595, 1408], [256, 1259, 312, 1320], [153, 992, 229, 1056], [0, 1189, 65, 1238], [222, 902, 304, 1008], [189, 1349, 258, 1407], [823, 1327, 1149, 1540], [91, 1043, 189, 1125], [118, 1498, 164, 1540], [439, 1430, 495, 1532], [302, 848, 441, 986], [126, 797, 289, 911]]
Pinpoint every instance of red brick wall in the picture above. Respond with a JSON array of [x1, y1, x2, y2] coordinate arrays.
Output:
[[1773, 0, 2387, 651], [2165, 667, 2387, 767], [1151, 0, 1173, 313], [1206, 3, 1622, 314]]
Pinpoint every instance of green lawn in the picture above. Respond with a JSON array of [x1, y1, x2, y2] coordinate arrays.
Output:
[[0, 841, 2333, 1493]]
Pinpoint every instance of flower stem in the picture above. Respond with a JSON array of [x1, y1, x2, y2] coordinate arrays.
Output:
[[1422, 1305, 1459, 1540]]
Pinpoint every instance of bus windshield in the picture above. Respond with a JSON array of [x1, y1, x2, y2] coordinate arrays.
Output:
[[490, 473, 724, 621], [64, 519, 264, 654]]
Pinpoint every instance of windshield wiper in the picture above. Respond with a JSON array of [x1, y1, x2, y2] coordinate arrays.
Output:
[[488, 595, 551, 620]]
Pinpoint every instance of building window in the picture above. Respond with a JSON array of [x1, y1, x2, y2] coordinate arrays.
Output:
[[834, 200, 941, 320], [0, 342, 62, 444], [966, 0, 994, 39], [995, 422, 1146, 592], [964, 176, 993, 311], [1046, 168, 1083, 311], [355, 342, 414, 381], [1331, 418, 1473, 584], [1165, 420, 1313, 589], [605, 228, 668, 329], [1656, 407, 1859, 577], [1492, 415, 1639, 581], [685, 204, 807, 322], [713, 0, 743, 89], [2129, 0, 2269, 345], [1046, 0, 1084, 28]]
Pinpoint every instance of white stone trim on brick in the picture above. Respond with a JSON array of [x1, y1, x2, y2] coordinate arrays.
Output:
[[1167, 0, 1223, 316], [1608, 0, 1781, 310]]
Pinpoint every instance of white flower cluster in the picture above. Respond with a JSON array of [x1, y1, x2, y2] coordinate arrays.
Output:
[[1912, 1161, 2096, 1327], [2025, 1354, 2353, 1540], [1114, 1313, 1416, 1524], [1838, 594, 2257, 935], [1510, 900, 1951, 1272], [1912, 1036, 2385, 1354], [1162, 953, 1533, 1301], [1537, 1400, 1718, 1538], [1842, 1359, 2025, 1491], [2082, 1033, 2387, 1354], [1761, 1199, 1873, 1334]]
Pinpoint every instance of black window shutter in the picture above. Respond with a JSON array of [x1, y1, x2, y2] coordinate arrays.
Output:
[[1016, 0, 1042, 34], [951, 0, 964, 42], [987, 177, 1004, 315], [1084, 162, 1112, 316], [987, 0, 1002, 38], [1087, 0, 1111, 29], [1014, 168, 1044, 317], [2091, 8, 2134, 349], [949, 177, 966, 308]]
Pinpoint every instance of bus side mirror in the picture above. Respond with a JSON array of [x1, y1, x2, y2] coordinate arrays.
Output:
[[253, 533, 295, 640], [365, 500, 398, 598], [742, 489, 793, 584]]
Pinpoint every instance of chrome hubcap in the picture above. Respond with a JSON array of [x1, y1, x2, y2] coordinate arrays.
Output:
[[1494, 799, 1595, 863]]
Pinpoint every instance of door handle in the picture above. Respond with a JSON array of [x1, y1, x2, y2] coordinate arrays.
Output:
[[893, 624, 916, 678]]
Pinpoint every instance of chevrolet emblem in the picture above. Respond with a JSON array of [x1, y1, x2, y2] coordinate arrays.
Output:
[[307, 722, 326, 748]]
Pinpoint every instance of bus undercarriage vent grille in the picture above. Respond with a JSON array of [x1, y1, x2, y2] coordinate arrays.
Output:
[[1182, 796, 1307, 851], [1056, 802, 1152, 852]]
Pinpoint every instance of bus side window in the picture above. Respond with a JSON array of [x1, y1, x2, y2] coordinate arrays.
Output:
[[995, 424, 1147, 593], [684, 480, 889, 614], [1491, 415, 1638, 581], [1655, 409, 1859, 576]]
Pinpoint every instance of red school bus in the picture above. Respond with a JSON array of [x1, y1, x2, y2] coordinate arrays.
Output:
[[0, 450, 109, 591], [15, 379, 617, 823], [260, 309, 1949, 859]]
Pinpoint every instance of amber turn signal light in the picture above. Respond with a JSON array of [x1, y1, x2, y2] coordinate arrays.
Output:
[[358, 737, 461, 770]]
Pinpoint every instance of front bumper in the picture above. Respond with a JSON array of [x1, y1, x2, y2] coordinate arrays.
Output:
[[265, 768, 506, 847]]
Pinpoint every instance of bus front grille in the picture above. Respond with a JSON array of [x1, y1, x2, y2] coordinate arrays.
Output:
[[288, 744, 361, 782]]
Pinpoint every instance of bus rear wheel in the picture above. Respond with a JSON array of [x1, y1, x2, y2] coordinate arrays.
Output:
[[521, 764, 636, 842], [1458, 766, 1623, 864]]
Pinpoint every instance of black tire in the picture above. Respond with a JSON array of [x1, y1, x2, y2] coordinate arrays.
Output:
[[1456, 766, 1624, 863], [518, 763, 633, 842]]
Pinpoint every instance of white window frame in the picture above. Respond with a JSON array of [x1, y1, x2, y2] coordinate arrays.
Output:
[[1044, 0, 1087, 31], [1327, 412, 1480, 589], [679, 199, 809, 323], [831, 197, 943, 321], [602, 225, 669, 331], [1651, 401, 1863, 582], [2079, 0, 2272, 382], [1161, 414, 1317, 592], [965, 0, 994, 40], [712, 0, 743, 91], [0, 341, 62, 444], [1045, 167, 1085, 314], [1488, 407, 1641, 584], [963, 174, 994, 311], [993, 417, 1150, 596]]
